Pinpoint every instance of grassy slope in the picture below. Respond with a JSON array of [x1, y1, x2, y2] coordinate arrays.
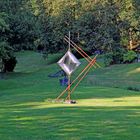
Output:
[[0, 51, 140, 140], [86, 62, 140, 90]]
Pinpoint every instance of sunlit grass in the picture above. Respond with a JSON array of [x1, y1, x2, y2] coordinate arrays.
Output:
[[0, 51, 140, 140], [86, 63, 140, 90], [128, 67, 140, 75]]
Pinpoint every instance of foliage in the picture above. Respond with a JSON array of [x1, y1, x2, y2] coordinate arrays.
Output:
[[0, 41, 17, 72], [123, 50, 137, 63], [0, 0, 140, 67], [104, 52, 114, 66], [0, 12, 10, 58], [0, 12, 17, 72], [0, 41, 11, 59], [2, 56, 17, 72], [104, 47, 125, 66]]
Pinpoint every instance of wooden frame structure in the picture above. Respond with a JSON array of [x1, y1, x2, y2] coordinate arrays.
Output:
[[56, 33, 100, 102]]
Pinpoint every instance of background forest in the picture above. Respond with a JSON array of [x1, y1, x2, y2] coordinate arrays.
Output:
[[0, 0, 140, 72]]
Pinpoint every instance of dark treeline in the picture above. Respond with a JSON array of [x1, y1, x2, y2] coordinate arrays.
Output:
[[0, 0, 140, 72]]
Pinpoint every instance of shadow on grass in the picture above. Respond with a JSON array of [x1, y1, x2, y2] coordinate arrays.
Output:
[[0, 104, 140, 140], [0, 72, 32, 80], [0, 86, 140, 106]]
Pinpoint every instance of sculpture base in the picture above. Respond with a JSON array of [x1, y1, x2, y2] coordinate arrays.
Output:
[[65, 100, 76, 104]]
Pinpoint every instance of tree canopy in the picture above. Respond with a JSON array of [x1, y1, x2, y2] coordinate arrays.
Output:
[[0, 0, 140, 71]]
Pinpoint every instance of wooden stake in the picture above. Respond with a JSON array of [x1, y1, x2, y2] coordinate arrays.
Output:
[[67, 75, 71, 101], [67, 31, 71, 101], [68, 31, 71, 51]]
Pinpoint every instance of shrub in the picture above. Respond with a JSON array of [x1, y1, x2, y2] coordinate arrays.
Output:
[[104, 47, 125, 66], [112, 47, 125, 64], [127, 87, 140, 92], [123, 50, 137, 63], [104, 52, 114, 66], [2, 56, 17, 72]]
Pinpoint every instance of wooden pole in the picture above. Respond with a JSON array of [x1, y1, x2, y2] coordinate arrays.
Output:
[[67, 75, 71, 101], [68, 31, 71, 101], [68, 31, 71, 51]]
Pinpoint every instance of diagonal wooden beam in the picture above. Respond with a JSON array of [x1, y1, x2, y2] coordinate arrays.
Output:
[[65, 57, 96, 100], [56, 55, 97, 100], [65, 36, 101, 68]]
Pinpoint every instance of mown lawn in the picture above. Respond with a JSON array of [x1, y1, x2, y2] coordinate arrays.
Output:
[[0, 51, 140, 140], [86, 62, 140, 90]]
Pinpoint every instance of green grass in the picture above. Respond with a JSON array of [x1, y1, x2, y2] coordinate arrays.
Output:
[[0, 51, 140, 140], [86, 63, 140, 90]]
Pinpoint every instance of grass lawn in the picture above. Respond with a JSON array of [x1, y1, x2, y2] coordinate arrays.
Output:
[[0, 51, 140, 140], [86, 62, 140, 90]]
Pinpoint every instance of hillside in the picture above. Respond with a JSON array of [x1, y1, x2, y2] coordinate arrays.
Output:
[[0, 51, 140, 140], [87, 62, 140, 90]]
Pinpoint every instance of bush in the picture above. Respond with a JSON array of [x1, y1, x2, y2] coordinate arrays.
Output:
[[123, 50, 137, 63], [127, 87, 140, 92], [104, 47, 125, 66], [2, 56, 17, 72], [104, 52, 114, 66], [112, 47, 125, 64]]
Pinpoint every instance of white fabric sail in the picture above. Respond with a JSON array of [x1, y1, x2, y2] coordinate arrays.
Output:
[[57, 51, 81, 75]]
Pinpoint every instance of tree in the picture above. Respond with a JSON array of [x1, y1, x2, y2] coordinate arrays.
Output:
[[0, 12, 17, 72], [0, 0, 140, 68], [119, 0, 140, 49]]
